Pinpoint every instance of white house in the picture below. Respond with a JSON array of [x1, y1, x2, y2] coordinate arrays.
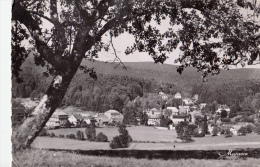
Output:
[[147, 118, 160, 126], [183, 98, 193, 105], [166, 107, 179, 115], [46, 114, 60, 128], [174, 93, 182, 99], [171, 115, 186, 124], [56, 110, 69, 126], [179, 106, 187, 115], [81, 113, 95, 124], [192, 94, 199, 102], [94, 113, 112, 126], [46, 110, 69, 128], [216, 105, 230, 114], [200, 103, 207, 109], [104, 110, 124, 123], [68, 114, 84, 126]]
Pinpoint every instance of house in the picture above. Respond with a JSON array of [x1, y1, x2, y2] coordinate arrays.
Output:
[[183, 98, 193, 105], [45, 110, 68, 128], [216, 105, 230, 115], [81, 113, 95, 124], [171, 115, 186, 124], [166, 107, 179, 115], [179, 106, 187, 115], [56, 111, 69, 126], [94, 113, 111, 126], [174, 93, 182, 99], [159, 91, 168, 100], [46, 113, 60, 128], [200, 103, 207, 109], [146, 108, 161, 118], [68, 114, 84, 126], [147, 118, 160, 126], [104, 110, 124, 123], [192, 94, 199, 102]]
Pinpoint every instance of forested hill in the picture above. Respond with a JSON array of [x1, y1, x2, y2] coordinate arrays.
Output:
[[12, 55, 260, 113], [81, 59, 260, 86]]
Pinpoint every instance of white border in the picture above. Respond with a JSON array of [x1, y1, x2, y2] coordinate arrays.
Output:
[[0, 0, 12, 167]]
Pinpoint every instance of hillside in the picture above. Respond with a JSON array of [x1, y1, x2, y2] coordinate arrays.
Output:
[[12, 55, 260, 113]]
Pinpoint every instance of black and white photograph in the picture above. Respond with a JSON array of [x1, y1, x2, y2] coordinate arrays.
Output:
[[2, 0, 260, 166]]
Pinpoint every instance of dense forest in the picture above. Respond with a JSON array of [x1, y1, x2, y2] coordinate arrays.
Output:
[[12, 55, 260, 116]]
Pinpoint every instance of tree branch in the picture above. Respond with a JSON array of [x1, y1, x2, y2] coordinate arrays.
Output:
[[29, 11, 55, 25], [12, 2, 59, 69]]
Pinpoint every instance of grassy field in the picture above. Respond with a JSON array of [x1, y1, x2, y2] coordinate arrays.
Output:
[[13, 149, 260, 167], [47, 126, 179, 142], [33, 126, 260, 150]]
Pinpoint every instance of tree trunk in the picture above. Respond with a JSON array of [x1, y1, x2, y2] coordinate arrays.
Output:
[[13, 59, 81, 150]]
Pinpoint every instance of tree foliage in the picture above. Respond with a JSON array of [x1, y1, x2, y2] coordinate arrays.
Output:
[[110, 124, 132, 149], [85, 124, 96, 141]]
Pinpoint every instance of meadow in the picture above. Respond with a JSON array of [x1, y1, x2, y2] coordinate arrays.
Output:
[[31, 126, 260, 150], [12, 149, 260, 167]]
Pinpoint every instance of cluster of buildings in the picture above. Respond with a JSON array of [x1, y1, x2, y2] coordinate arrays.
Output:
[[45, 109, 124, 129], [145, 92, 199, 126]]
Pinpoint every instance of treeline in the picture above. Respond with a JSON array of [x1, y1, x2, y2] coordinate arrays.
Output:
[[193, 79, 260, 117], [12, 59, 260, 116], [12, 66, 182, 113]]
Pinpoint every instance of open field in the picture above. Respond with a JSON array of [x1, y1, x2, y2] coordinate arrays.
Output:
[[47, 126, 179, 142], [33, 126, 260, 150], [13, 149, 260, 167]]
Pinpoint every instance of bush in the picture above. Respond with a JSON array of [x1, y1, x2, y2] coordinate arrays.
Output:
[[221, 118, 230, 122], [243, 117, 255, 123], [66, 134, 76, 139], [212, 127, 219, 136], [50, 132, 55, 138], [76, 130, 85, 140], [224, 129, 233, 138], [39, 128, 47, 136], [110, 125, 132, 149], [46, 133, 50, 136], [237, 127, 247, 136], [245, 124, 254, 133], [193, 128, 205, 137], [59, 134, 65, 138], [255, 125, 260, 134], [95, 132, 108, 142], [85, 124, 96, 141]]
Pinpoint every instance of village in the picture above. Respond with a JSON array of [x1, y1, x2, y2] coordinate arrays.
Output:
[[13, 91, 260, 138]]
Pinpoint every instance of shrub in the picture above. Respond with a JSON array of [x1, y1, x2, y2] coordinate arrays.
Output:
[[95, 132, 108, 142], [220, 129, 225, 135], [110, 124, 132, 149], [39, 128, 47, 136], [235, 118, 240, 122], [59, 134, 65, 138], [221, 118, 230, 122], [224, 129, 233, 138], [212, 127, 219, 136], [193, 128, 205, 137], [66, 134, 76, 139], [243, 117, 255, 123], [46, 133, 50, 136], [245, 124, 254, 133], [85, 124, 96, 141], [255, 125, 260, 134], [76, 130, 85, 140], [50, 132, 55, 138], [237, 127, 247, 136]]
